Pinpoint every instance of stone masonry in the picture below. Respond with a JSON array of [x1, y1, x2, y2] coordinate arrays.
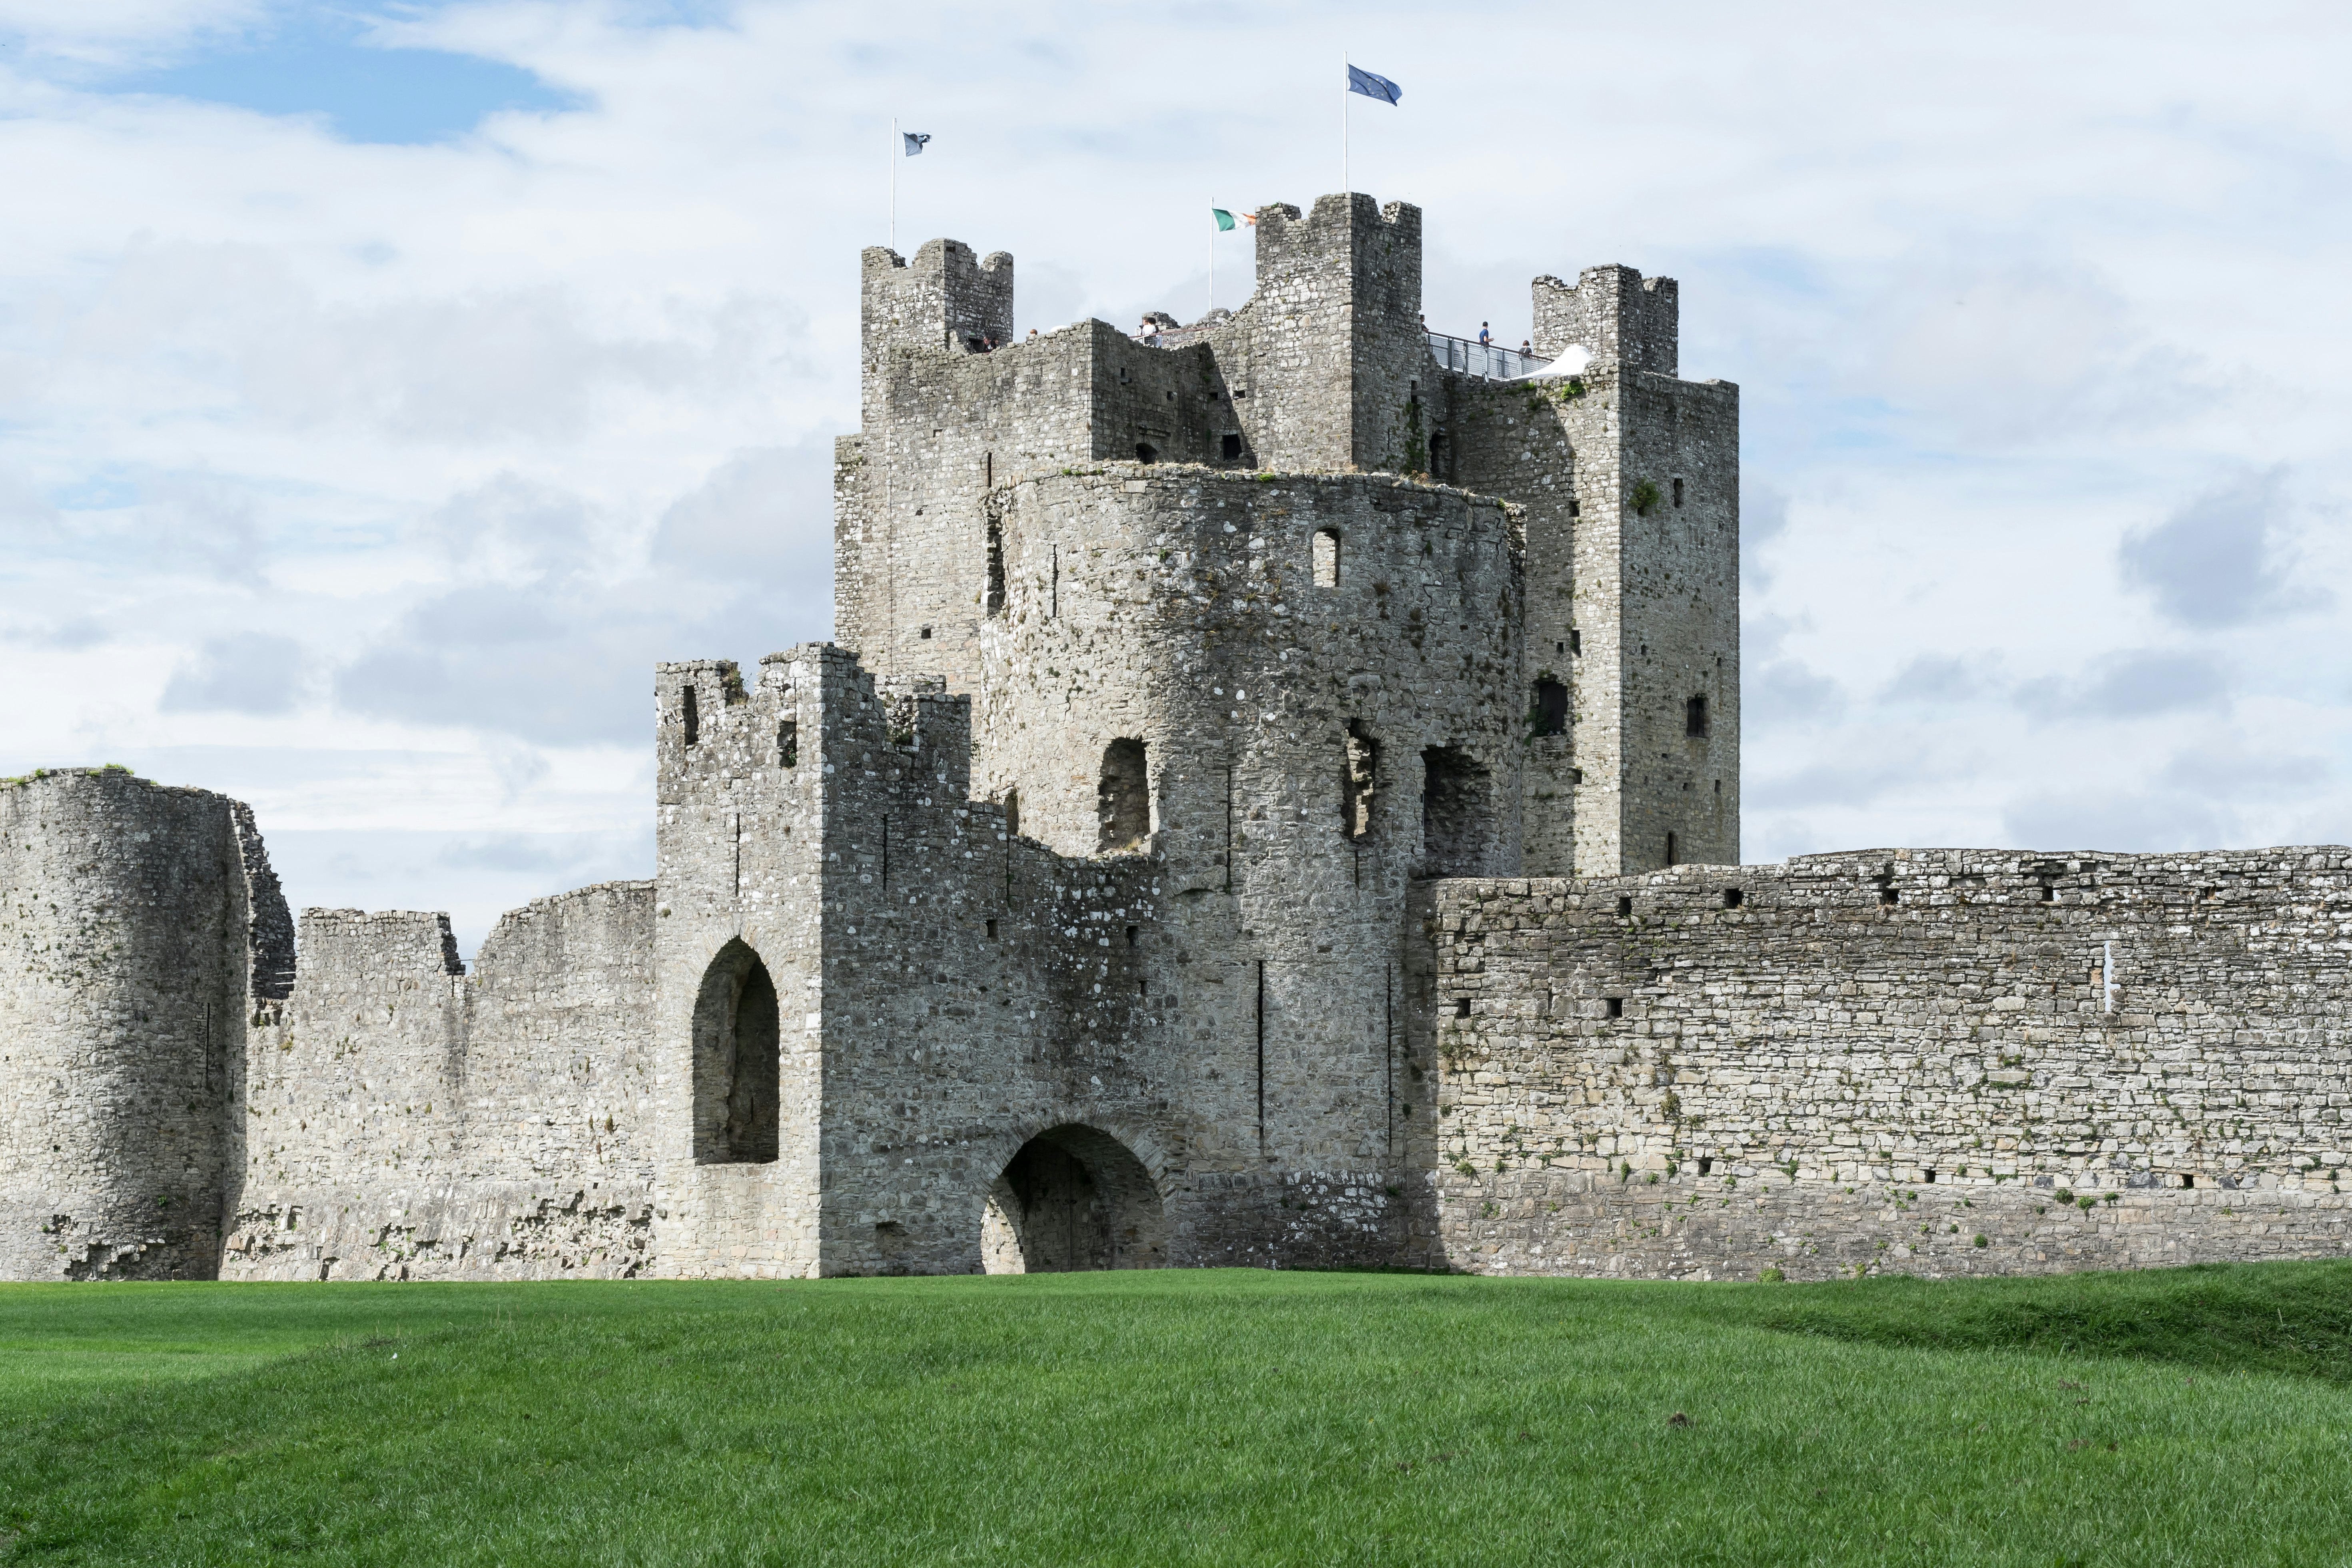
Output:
[[1, 192, 2343, 1282]]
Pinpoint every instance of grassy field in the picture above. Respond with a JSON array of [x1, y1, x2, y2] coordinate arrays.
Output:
[[2, 1265, 2350, 1566]]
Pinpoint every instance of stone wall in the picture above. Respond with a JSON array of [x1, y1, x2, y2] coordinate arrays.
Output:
[[219, 883, 661, 1282], [1408, 848, 2352, 1279], [0, 770, 277, 1279]]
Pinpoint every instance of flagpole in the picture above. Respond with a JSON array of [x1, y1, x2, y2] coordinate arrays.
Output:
[[1341, 52, 1349, 197], [890, 116, 898, 251], [1208, 206, 1214, 315]]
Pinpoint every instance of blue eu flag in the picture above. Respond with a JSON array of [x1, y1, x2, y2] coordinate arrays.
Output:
[[1346, 65, 1401, 105]]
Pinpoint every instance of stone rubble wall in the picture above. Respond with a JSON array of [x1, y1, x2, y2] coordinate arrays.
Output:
[[221, 882, 661, 1282], [1408, 848, 2352, 1279]]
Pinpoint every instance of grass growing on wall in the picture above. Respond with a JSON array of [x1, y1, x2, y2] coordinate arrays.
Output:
[[2, 1263, 2350, 1564]]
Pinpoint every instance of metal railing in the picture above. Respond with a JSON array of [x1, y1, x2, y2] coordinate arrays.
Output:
[[1427, 331, 1549, 381]]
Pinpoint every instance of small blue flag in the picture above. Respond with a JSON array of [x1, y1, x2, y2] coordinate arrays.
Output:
[[902, 132, 931, 156], [1346, 65, 1401, 105]]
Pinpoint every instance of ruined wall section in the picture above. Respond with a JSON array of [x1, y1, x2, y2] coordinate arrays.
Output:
[[0, 770, 265, 1279], [1407, 848, 2352, 1280], [225, 886, 662, 1283], [241, 909, 465, 1193], [459, 881, 658, 1184]]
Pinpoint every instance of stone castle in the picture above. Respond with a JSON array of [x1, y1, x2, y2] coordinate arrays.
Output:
[[5, 193, 2347, 1283]]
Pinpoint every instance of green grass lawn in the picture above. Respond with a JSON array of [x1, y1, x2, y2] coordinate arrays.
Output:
[[3, 1264, 2351, 1566]]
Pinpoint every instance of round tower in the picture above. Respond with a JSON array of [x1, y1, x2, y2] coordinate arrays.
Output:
[[0, 769, 284, 1279]]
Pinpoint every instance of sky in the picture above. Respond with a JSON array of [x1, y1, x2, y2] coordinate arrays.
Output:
[[2, 0, 2347, 954]]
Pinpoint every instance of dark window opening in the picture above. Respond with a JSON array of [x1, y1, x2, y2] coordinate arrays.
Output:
[[1569, 768, 1584, 785], [691, 940, 780, 1165], [985, 918, 998, 941], [1686, 695, 1710, 738], [1098, 738, 1150, 851], [984, 451, 993, 488], [2182, 1174, 2195, 1189], [1698, 1157, 1713, 1175], [1569, 497, 1581, 517], [1533, 678, 1568, 737], [1139, 979, 1148, 997], [1428, 430, 1448, 481], [1454, 997, 1471, 1017], [1569, 629, 1582, 655], [1344, 720, 1379, 842], [1002, 789, 1021, 839], [920, 626, 933, 639], [985, 523, 1007, 616], [1616, 895, 1632, 917], [1605, 997, 1624, 1019], [1420, 746, 1492, 876], [1672, 477, 1685, 508], [1879, 885, 1900, 907], [1135, 442, 1158, 464], [1714, 778, 1722, 795], [1665, 832, 1679, 867], [2040, 882, 2057, 903], [778, 720, 798, 768], [1722, 888, 1743, 909], [681, 684, 699, 747], [1556, 641, 1566, 654], [1125, 925, 1139, 948], [1924, 1169, 1937, 1183], [1222, 433, 1242, 461]]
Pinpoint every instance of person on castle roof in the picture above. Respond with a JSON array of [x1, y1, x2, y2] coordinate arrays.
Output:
[[1478, 321, 1492, 346]]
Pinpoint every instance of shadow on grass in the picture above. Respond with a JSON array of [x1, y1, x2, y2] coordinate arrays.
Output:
[[1721, 1260, 2352, 1384]]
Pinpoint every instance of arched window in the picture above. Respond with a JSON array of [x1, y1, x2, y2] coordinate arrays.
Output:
[[691, 940, 780, 1164]]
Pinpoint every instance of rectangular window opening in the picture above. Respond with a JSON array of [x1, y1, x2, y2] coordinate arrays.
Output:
[[1672, 477, 1685, 508], [1568, 628, 1582, 655], [1616, 895, 1632, 918], [1222, 433, 1242, 461], [985, 522, 1007, 616], [777, 719, 798, 768], [1685, 694, 1709, 738], [1313, 529, 1341, 588], [1924, 1169, 1937, 1183], [920, 626, 932, 639], [1605, 997, 1624, 1019], [1344, 720, 1379, 842], [1698, 1157, 1713, 1176], [1722, 887, 1742, 909], [985, 918, 998, 941], [682, 684, 699, 747], [1665, 832, 1678, 867], [1124, 924, 1139, 948], [1532, 678, 1568, 737], [1879, 885, 1900, 907], [1454, 997, 1471, 1018]]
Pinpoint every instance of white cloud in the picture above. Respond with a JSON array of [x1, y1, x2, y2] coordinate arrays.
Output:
[[3, 0, 2351, 948]]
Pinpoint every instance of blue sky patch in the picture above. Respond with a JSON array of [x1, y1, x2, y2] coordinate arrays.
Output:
[[108, 11, 583, 145]]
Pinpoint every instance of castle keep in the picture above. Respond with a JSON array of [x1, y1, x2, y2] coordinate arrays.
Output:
[[4, 194, 2347, 1283]]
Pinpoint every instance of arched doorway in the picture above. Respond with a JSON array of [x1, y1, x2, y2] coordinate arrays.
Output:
[[981, 1125, 1166, 1273], [691, 939, 780, 1164]]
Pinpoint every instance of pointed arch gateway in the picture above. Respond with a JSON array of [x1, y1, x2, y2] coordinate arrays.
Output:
[[981, 1125, 1166, 1272], [691, 938, 780, 1164]]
